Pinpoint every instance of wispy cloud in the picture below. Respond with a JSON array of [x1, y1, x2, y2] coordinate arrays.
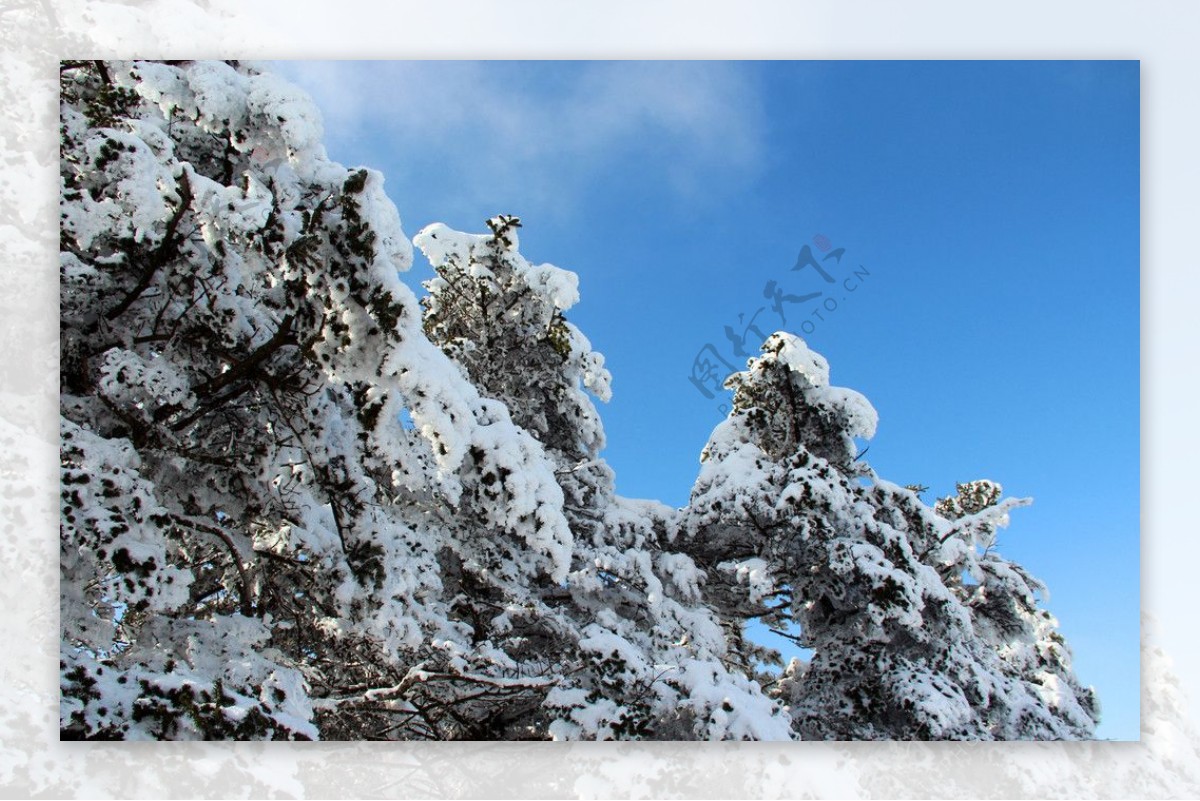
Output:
[[271, 60, 766, 224]]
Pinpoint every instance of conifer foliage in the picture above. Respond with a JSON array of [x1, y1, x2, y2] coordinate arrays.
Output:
[[682, 335, 1098, 739], [59, 60, 1098, 741]]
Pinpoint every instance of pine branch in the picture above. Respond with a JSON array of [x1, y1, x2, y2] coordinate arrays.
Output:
[[105, 170, 194, 322], [168, 513, 254, 617]]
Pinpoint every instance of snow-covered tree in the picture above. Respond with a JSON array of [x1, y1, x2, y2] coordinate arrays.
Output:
[[931, 480, 1099, 736], [415, 217, 788, 740], [60, 59, 1095, 742], [60, 58, 582, 740], [59, 59, 784, 742], [680, 333, 1099, 739]]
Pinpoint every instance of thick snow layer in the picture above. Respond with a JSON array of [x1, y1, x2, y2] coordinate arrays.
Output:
[[769, 332, 831, 386]]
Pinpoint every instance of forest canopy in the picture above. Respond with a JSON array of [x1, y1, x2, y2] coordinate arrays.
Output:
[[59, 59, 1098, 741]]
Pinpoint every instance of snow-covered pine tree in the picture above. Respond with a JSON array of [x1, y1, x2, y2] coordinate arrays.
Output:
[[60, 59, 586, 740], [59, 58, 1096, 742], [681, 333, 1099, 739], [59, 59, 786, 741], [931, 480, 1099, 736], [415, 218, 789, 740]]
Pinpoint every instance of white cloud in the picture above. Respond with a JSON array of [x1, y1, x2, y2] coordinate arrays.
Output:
[[272, 60, 766, 222]]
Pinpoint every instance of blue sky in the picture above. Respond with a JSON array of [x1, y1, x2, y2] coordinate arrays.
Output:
[[275, 60, 1140, 740]]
